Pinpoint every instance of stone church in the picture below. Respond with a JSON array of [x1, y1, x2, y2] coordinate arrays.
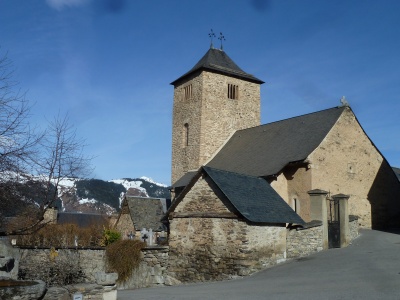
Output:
[[165, 45, 400, 282]]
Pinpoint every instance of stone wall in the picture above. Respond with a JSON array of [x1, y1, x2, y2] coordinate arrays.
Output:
[[284, 165, 312, 222], [308, 107, 400, 228], [171, 69, 261, 183], [18, 248, 106, 285], [349, 215, 359, 242], [169, 174, 288, 282], [18, 246, 169, 290], [267, 107, 400, 229], [114, 199, 135, 238], [169, 217, 286, 282], [117, 246, 169, 289], [286, 222, 324, 258]]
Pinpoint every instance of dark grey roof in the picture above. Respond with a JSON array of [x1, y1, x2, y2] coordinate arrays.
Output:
[[171, 171, 197, 188], [171, 48, 264, 85], [203, 167, 304, 224], [207, 106, 347, 177], [57, 213, 108, 228], [393, 167, 400, 181], [126, 196, 166, 231], [166, 167, 304, 224]]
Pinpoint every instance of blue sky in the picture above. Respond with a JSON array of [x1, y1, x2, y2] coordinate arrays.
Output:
[[0, 0, 399, 185]]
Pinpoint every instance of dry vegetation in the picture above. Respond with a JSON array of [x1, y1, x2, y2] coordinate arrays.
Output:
[[16, 223, 105, 248], [106, 239, 146, 282]]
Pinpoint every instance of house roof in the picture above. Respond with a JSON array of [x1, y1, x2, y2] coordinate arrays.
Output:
[[171, 170, 198, 188], [126, 196, 166, 231], [393, 167, 400, 181], [204, 167, 304, 224], [171, 48, 264, 85], [57, 212, 108, 228], [168, 167, 304, 224], [207, 106, 347, 177]]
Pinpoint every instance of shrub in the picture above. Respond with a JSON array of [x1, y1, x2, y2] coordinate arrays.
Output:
[[105, 239, 145, 282], [16, 223, 104, 248], [101, 228, 121, 246]]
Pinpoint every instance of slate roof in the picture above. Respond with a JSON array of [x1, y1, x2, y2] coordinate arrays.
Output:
[[57, 212, 108, 228], [393, 167, 400, 182], [203, 167, 304, 224], [126, 196, 166, 231], [207, 106, 347, 177], [168, 167, 304, 224], [171, 170, 197, 188], [171, 48, 264, 85]]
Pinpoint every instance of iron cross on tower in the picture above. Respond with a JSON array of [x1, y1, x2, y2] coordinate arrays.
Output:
[[218, 32, 225, 50], [208, 29, 216, 48]]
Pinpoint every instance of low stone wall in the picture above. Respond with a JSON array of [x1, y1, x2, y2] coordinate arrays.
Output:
[[18, 246, 170, 290], [349, 215, 359, 242], [117, 246, 169, 290], [18, 247, 106, 285], [286, 221, 324, 258]]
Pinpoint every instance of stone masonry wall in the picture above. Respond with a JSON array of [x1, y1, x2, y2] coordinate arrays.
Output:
[[169, 175, 286, 282], [169, 218, 286, 282], [171, 72, 203, 184], [308, 107, 400, 228], [349, 216, 359, 242], [18, 248, 106, 285], [174, 175, 231, 214], [284, 166, 312, 222], [286, 224, 323, 258], [117, 246, 169, 290], [199, 72, 260, 167], [171, 70, 261, 183], [114, 200, 135, 238], [18, 247, 168, 289]]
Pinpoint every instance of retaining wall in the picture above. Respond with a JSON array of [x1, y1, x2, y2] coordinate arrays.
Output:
[[18, 246, 169, 289], [286, 222, 324, 258]]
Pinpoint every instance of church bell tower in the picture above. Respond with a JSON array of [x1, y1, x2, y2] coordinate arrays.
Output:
[[170, 46, 264, 184]]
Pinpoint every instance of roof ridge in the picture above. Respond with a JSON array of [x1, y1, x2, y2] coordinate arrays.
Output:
[[235, 106, 347, 134]]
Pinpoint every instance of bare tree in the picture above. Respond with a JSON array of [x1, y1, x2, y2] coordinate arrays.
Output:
[[0, 52, 92, 236], [0, 53, 41, 175], [35, 114, 92, 217]]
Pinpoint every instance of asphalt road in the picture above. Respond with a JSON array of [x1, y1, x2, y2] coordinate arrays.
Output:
[[118, 229, 400, 300]]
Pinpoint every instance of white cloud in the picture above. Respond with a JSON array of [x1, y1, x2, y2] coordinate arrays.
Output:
[[46, 0, 90, 10]]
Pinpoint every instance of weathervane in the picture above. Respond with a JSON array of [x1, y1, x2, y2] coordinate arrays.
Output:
[[218, 32, 225, 50], [340, 96, 349, 107], [208, 29, 216, 48]]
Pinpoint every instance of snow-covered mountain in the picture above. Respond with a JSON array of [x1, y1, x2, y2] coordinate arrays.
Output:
[[56, 176, 169, 215]]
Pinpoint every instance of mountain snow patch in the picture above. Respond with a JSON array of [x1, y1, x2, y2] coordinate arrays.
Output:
[[140, 176, 168, 187]]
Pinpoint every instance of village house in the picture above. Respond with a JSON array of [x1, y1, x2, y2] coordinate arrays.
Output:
[[165, 45, 400, 282], [42, 207, 111, 229], [167, 166, 304, 282], [114, 195, 168, 245]]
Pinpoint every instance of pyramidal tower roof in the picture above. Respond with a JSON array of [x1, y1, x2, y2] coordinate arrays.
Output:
[[171, 47, 264, 85]]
